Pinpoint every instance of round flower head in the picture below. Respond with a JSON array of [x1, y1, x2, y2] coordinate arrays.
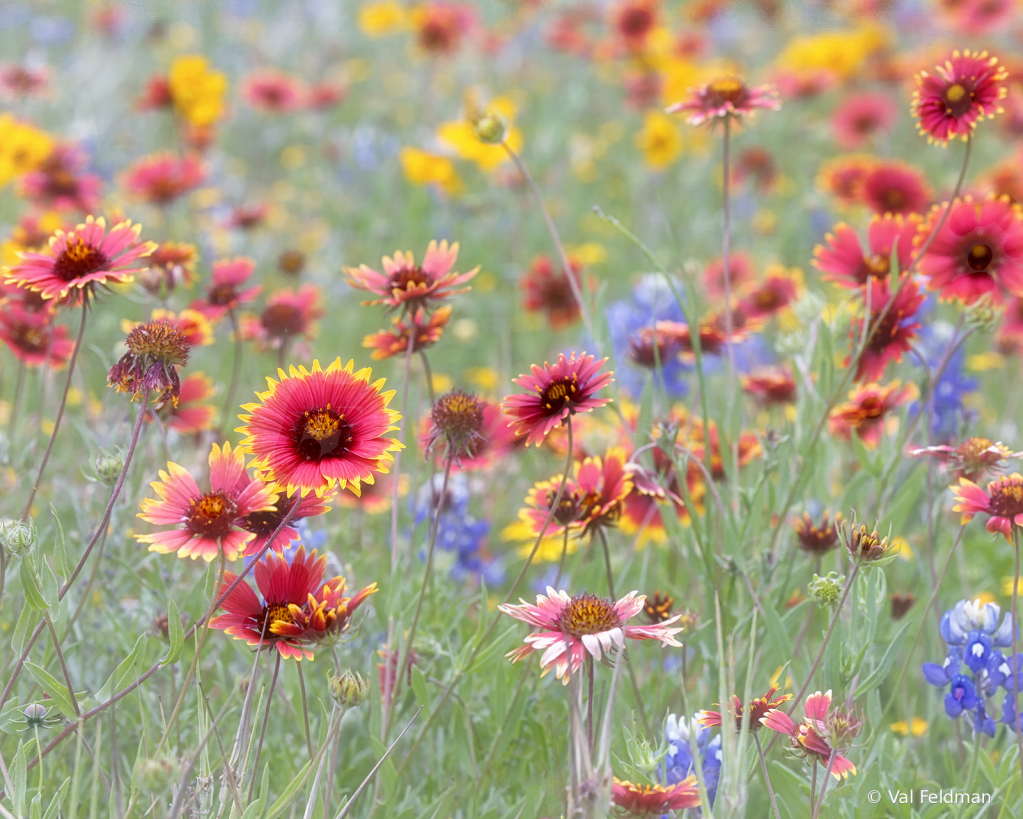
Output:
[[666, 77, 780, 127], [851, 278, 925, 383], [793, 510, 841, 556], [814, 214, 921, 289], [520, 254, 584, 330], [827, 380, 918, 449], [761, 690, 857, 779], [238, 490, 332, 557], [243, 70, 305, 113], [953, 472, 1023, 540], [912, 49, 1008, 145], [817, 154, 875, 209], [0, 303, 74, 368], [154, 372, 216, 434], [424, 387, 486, 463], [611, 777, 700, 816], [237, 358, 403, 498], [363, 305, 451, 360], [343, 240, 478, 316], [501, 351, 613, 447], [4, 215, 156, 304], [107, 320, 191, 408], [122, 153, 205, 206], [136, 442, 278, 562], [741, 366, 797, 406], [859, 161, 932, 217], [831, 91, 898, 151], [917, 195, 1023, 304], [698, 683, 792, 733], [498, 588, 683, 683], [193, 257, 261, 319]]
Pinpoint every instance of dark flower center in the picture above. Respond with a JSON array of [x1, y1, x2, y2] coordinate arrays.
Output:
[[711, 77, 744, 103], [943, 83, 973, 118], [186, 491, 238, 538], [643, 591, 675, 624], [620, 7, 654, 38], [540, 375, 579, 413], [241, 496, 297, 536], [261, 303, 305, 338], [390, 266, 432, 293], [987, 478, 1023, 518], [882, 188, 905, 210], [859, 396, 885, 420], [53, 239, 108, 283], [557, 592, 621, 636], [292, 407, 353, 462], [207, 283, 238, 306], [9, 324, 49, 354], [863, 254, 890, 279], [259, 602, 294, 636], [967, 242, 994, 272]]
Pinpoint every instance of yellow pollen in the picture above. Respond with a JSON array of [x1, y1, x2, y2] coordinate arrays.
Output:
[[711, 77, 743, 102], [195, 496, 225, 518], [304, 408, 342, 441], [946, 84, 966, 103]]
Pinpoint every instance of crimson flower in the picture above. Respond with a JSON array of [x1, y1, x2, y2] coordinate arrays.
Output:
[[912, 49, 1007, 145], [761, 690, 857, 779]]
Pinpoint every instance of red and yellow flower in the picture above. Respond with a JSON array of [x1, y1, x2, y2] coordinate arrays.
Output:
[[912, 49, 1008, 145]]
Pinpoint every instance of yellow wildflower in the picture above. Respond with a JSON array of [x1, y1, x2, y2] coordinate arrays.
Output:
[[438, 95, 523, 172], [399, 147, 463, 196], [358, 1, 407, 37], [167, 55, 228, 127], [0, 114, 53, 186], [636, 110, 683, 170]]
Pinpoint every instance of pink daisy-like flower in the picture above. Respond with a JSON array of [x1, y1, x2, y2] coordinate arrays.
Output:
[[910, 437, 1021, 482], [817, 154, 875, 209], [828, 380, 918, 449], [237, 358, 403, 498], [917, 195, 1023, 304], [4, 215, 156, 304], [151, 372, 216, 435], [123, 153, 206, 206], [19, 143, 102, 213], [243, 70, 305, 113], [851, 278, 925, 383], [136, 442, 278, 562], [761, 690, 857, 780], [859, 160, 932, 217], [666, 77, 780, 127], [939, 0, 1016, 35], [912, 49, 1008, 145], [953, 472, 1023, 540], [0, 302, 74, 368], [831, 92, 898, 151], [704, 251, 754, 300], [343, 240, 478, 316], [498, 588, 683, 683], [501, 351, 613, 447], [814, 213, 921, 289], [238, 490, 332, 557], [192, 257, 262, 320], [364, 305, 452, 360]]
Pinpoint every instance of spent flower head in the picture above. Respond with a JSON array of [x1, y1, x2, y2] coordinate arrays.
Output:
[[108, 320, 191, 409], [842, 521, 895, 564], [425, 387, 486, 463]]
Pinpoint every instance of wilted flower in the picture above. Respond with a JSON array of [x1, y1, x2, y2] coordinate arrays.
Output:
[[108, 320, 191, 408], [424, 388, 486, 463], [842, 522, 895, 563], [761, 691, 857, 779], [793, 510, 841, 556]]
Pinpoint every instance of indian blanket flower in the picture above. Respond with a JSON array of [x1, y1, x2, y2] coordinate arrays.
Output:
[[238, 490, 332, 557], [704, 251, 754, 300], [814, 213, 921, 288], [912, 49, 1008, 145], [953, 472, 1023, 540], [19, 143, 102, 212], [362, 305, 451, 360], [666, 77, 780, 127], [0, 303, 74, 368], [194, 257, 261, 319], [827, 380, 918, 449], [123, 153, 206, 206], [140, 241, 199, 295], [761, 691, 857, 779], [520, 253, 583, 330], [4, 215, 156, 304], [411, 2, 475, 55], [831, 91, 898, 150], [210, 545, 376, 660], [611, 778, 700, 816], [242, 70, 305, 113], [246, 285, 324, 350], [698, 684, 793, 733], [136, 442, 278, 562], [842, 522, 894, 563], [343, 240, 478, 316], [741, 366, 797, 406], [859, 160, 932, 217], [498, 588, 683, 683], [910, 437, 1021, 482], [851, 278, 925, 383], [916, 195, 1023, 304], [793, 510, 841, 557], [107, 320, 191, 408], [422, 399, 521, 472], [152, 372, 216, 434], [502, 351, 613, 447], [237, 358, 403, 498], [737, 265, 802, 321], [817, 154, 875, 209]]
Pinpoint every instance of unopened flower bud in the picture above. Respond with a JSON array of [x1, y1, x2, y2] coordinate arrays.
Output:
[[963, 293, 1002, 334], [91, 447, 126, 486], [137, 753, 181, 795], [809, 572, 845, 607], [328, 670, 369, 709], [23, 703, 48, 727], [826, 705, 864, 750], [843, 522, 894, 564], [1, 518, 37, 559], [473, 112, 507, 144]]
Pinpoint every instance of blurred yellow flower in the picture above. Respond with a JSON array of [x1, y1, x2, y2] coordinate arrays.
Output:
[[0, 114, 53, 186], [891, 717, 928, 737], [0, 211, 62, 266], [438, 96, 522, 172], [464, 366, 500, 394], [400, 147, 463, 196], [1002, 577, 1023, 597], [567, 242, 607, 265], [968, 352, 1005, 371], [775, 24, 888, 83], [358, 1, 407, 36], [636, 110, 683, 170], [168, 55, 228, 128], [503, 520, 579, 562]]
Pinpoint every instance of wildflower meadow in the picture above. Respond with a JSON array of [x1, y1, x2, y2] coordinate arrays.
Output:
[[4, 1, 1023, 816]]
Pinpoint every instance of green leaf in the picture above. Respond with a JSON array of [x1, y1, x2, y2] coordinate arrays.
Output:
[[12, 741, 28, 817], [39, 558, 59, 610], [24, 662, 77, 721], [50, 505, 71, 578], [12, 606, 35, 658], [163, 599, 184, 665], [30, 793, 42, 819], [849, 429, 881, 478], [411, 665, 431, 712], [96, 633, 147, 703], [854, 620, 911, 698], [264, 757, 315, 819], [20, 559, 49, 611], [41, 778, 71, 819]]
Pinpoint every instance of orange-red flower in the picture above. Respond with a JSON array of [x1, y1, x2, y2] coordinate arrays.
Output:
[[828, 380, 917, 448], [953, 472, 1023, 540], [851, 278, 925, 383], [123, 153, 205, 205], [238, 490, 332, 557], [611, 777, 700, 816], [667, 77, 780, 127], [742, 366, 797, 406], [761, 690, 857, 779], [912, 49, 1007, 145], [859, 160, 932, 217], [192, 257, 261, 319], [698, 684, 792, 733], [237, 358, 403, 498], [0, 303, 73, 368], [152, 372, 216, 434], [520, 253, 583, 330], [814, 214, 921, 289], [362, 305, 451, 360], [910, 437, 1021, 482]]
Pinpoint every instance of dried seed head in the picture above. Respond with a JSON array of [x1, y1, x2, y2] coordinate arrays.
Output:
[[426, 388, 486, 462]]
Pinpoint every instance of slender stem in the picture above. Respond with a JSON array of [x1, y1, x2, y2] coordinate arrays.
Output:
[[419, 350, 435, 406], [810, 760, 818, 816], [598, 528, 616, 600], [389, 329, 415, 574], [501, 142, 593, 342], [247, 652, 282, 802], [43, 612, 80, 717], [34, 725, 43, 793], [755, 734, 782, 819], [1012, 531, 1023, 786], [812, 751, 837, 819], [218, 309, 243, 438], [21, 302, 88, 519], [585, 655, 594, 754], [297, 661, 314, 760], [303, 708, 340, 819], [554, 527, 570, 589], [0, 390, 150, 714], [720, 117, 735, 385], [6, 360, 25, 437]]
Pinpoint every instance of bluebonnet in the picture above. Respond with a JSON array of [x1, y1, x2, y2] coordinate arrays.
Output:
[[606, 274, 691, 399], [663, 714, 721, 809], [911, 316, 977, 442], [412, 473, 502, 584], [922, 598, 1022, 737]]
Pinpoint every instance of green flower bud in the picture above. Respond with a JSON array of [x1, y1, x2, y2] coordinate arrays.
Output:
[[472, 112, 507, 144], [1, 518, 37, 559], [809, 572, 845, 607], [136, 753, 181, 795], [328, 670, 369, 709], [91, 447, 126, 487]]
